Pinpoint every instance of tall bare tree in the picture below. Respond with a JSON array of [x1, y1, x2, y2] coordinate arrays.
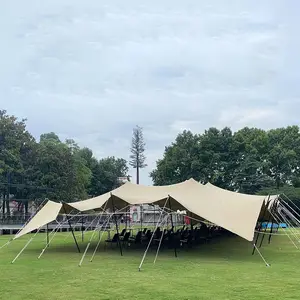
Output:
[[130, 125, 147, 184]]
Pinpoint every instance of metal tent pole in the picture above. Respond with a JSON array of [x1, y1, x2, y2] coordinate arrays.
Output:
[[81, 215, 84, 242], [78, 203, 109, 266], [1, 199, 48, 251], [252, 243, 270, 267], [46, 223, 49, 247], [90, 215, 113, 262], [38, 213, 81, 259], [140, 205, 143, 232], [282, 194, 300, 218], [268, 199, 279, 244], [153, 214, 169, 264], [168, 200, 177, 257], [11, 228, 41, 264], [62, 203, 80, 253], [112, 196, 123, 256], [38, 223, 62, 259], [259, 200, 276, 248], [252, 196, 270, 255], [269, 208, 298, 249], [138, 196, 169, 271]]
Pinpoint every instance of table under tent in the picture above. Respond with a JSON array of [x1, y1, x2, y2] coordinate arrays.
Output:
[[3, 178, 299, 269]]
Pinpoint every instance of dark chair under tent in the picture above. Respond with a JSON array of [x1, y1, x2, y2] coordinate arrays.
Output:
[[119, 228, 126, 237], [128, 231, 143, 246], [105, 233, 119, 249], [121, 232, 131, 246]]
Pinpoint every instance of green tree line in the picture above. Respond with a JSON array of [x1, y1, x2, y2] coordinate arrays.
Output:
[[0, 110, 128, 215], [2, 109, 300, 215], [150, 127, 300, 204]]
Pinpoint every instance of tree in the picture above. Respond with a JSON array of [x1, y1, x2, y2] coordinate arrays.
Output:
[[0, 110, 131, 215], [130, 125, 147, 184], [30, 135, 94, 202], [150, 128, 235, 188], [89, 157, 128, 196], [40, 132, 60, 143], [150, 130, 201, 185], [150, 125, 300, 194], [0, 110, 36, 215], [230, 127, 273, 193]]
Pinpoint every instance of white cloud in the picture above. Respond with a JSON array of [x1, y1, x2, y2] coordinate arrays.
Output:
[[1, 0, 300, 185]]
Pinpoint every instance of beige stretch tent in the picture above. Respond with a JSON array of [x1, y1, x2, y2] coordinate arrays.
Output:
[[14, 200, 62, 240], [13, 179, 279, 242]]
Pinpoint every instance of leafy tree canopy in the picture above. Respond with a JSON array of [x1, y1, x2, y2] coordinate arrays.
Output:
[[0, 111, 129, 214]]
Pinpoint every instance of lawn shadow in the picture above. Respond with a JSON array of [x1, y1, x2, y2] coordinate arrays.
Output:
[[20, 233, 275, 265]]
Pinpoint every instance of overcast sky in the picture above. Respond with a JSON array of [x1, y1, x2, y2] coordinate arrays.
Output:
[[1, 1, 300, 185]]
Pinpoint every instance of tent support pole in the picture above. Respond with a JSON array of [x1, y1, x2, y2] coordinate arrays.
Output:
[[154, 214, 168, 264], [5, 199, 49, 252], [268, 199, 278, 244], [252, 196, 270, 255], [112, 196, 123, 256], [138, 196, 169, 271], [278, 200, 300, 227], [125, 207, 128, 230], [81, 215, 84, 242], [140, 205, 143, 232], [11, 228, 41, 264], [63, 204, 80, 253], [252, 243, 270, 267], [270, 208, 299, 249], [276, 207, 300, 242], [282, 194, 300, 219], [168, 199, 177, 258], [38, 221, 65, 259], [0, 240, 11, 250], [46, 224, 49, 247], [259, 200, 275, 248], [38, 213, 81, 259], [78, 203, 109, 266], [90, 215, 113, 262]]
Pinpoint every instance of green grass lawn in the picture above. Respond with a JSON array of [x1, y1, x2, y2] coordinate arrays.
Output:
[[0, 230, 299, 300]]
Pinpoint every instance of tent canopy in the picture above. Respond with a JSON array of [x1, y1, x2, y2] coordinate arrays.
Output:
[[14, 200, 62, 240], [14, 179, 279, 242]]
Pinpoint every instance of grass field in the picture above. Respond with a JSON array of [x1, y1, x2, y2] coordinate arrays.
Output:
[[0, 230, 299, 300]]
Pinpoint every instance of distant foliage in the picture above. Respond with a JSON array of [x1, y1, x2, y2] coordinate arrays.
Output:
[[0, 110, 128, 214], [150, 126, 300, 201]]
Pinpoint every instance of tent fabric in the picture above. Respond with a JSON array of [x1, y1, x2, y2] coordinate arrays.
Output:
[[67, 180, 189, 211], [13, 200, 62, 240], [13, 179, 279, 242]]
